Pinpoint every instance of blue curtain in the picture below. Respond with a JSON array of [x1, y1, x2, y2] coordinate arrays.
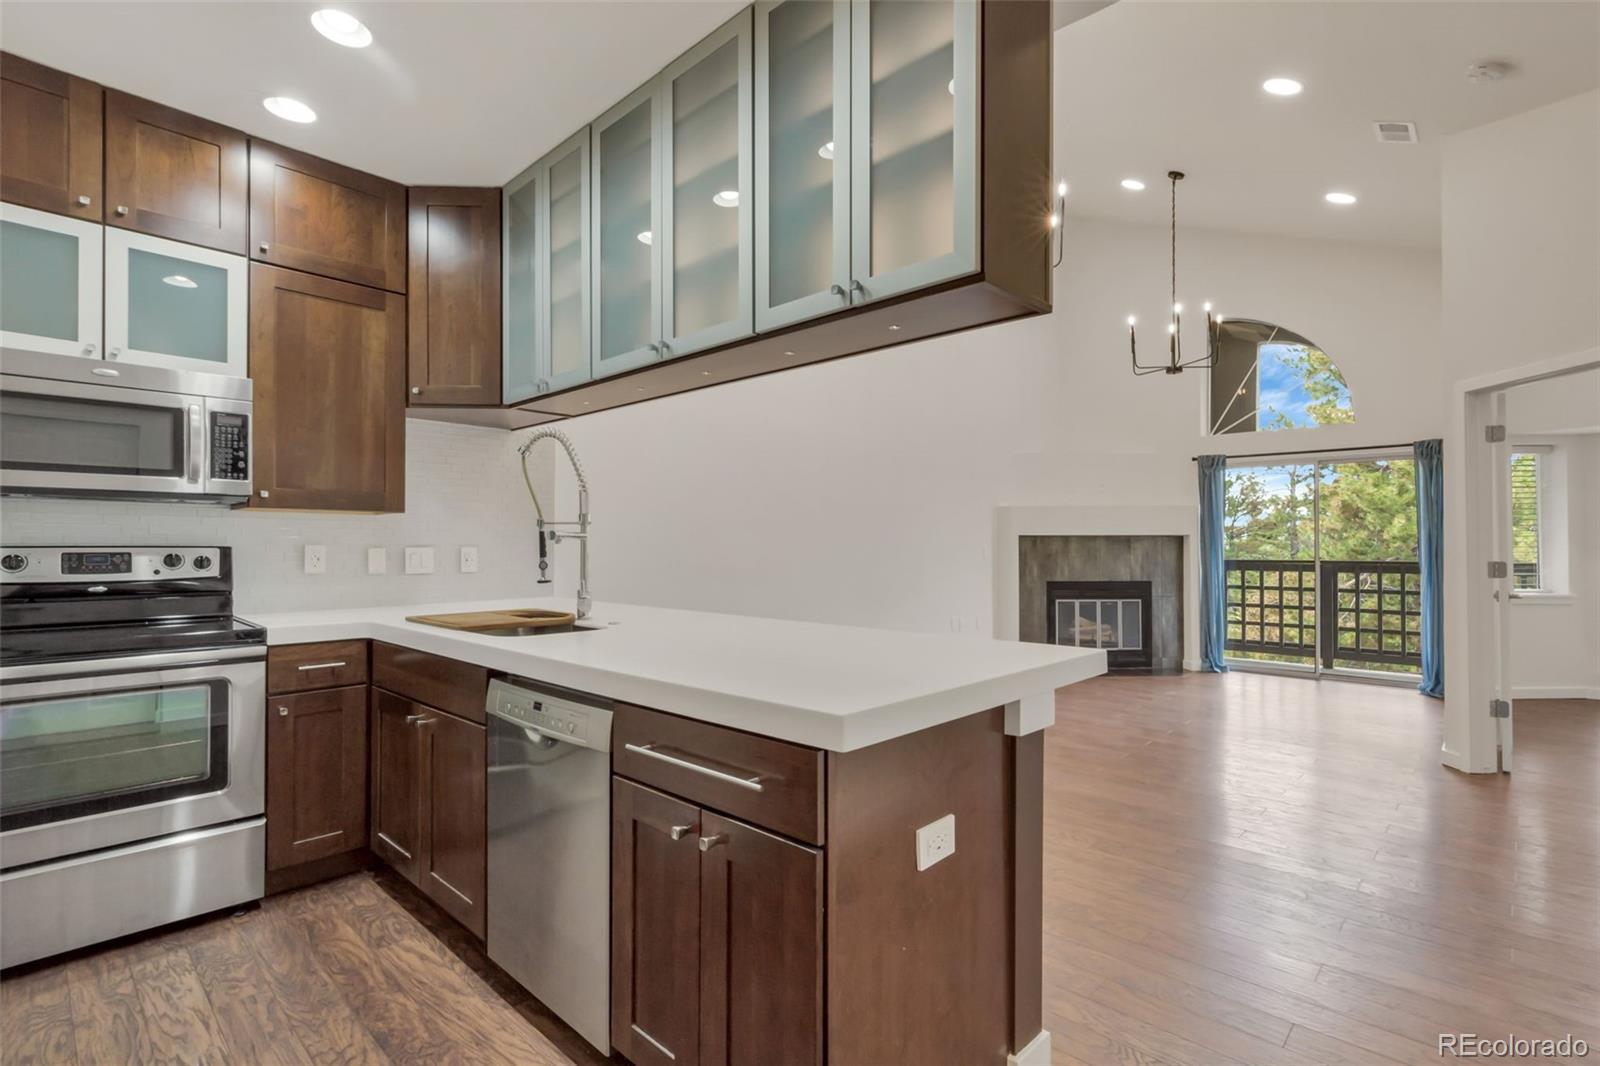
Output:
[[1414, 439, 1445, 698], [1197, 455, 1229, 672]]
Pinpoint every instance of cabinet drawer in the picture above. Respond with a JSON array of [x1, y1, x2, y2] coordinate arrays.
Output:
[[372, 642, 488, 724], [267, 641, 369, 694], [613, 704, 823, 845]]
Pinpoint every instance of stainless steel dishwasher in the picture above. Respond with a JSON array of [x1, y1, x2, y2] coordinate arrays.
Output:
[[486, 676, 613, 1054]]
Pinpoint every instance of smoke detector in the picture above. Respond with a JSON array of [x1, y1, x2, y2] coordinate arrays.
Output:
[[1373, 121, 1419, 144], [1465, 61, 1511, 83]]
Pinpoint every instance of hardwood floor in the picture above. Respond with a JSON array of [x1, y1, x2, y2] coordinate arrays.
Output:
[[3, 674, 1595, 1065]]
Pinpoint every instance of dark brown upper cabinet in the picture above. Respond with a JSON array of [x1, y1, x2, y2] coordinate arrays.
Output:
[[249, 263, 405, 512], [250, 140, 407, 293], [0, 53, 102, 219], [104, 90, 248, 254], [407, 187, 502, 406]]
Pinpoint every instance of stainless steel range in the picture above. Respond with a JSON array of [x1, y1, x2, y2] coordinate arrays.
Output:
[[0, 546, 266, 968]]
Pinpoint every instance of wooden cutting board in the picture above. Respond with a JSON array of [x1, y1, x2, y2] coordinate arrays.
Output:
[[405, 608, 577, 632]]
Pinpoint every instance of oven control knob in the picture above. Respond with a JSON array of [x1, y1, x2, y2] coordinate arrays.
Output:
[[1, 554, 27, 573], [163, 553, 185, 569], [192, 554, 213, 572]]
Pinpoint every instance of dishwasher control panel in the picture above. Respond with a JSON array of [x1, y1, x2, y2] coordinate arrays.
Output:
[[488, 678, 613, 752]]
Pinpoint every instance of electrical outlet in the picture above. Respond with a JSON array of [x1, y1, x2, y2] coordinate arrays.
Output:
[[303, 544, 326, 575], [915, 814, 956, 871], [367, 547, 387, 575], [459, 546, 479, 573], [404, 546, 435, 575]]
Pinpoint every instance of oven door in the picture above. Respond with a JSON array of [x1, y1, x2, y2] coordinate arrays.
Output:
[[0, 648, 265, 869], [0, 375, 206, 498]]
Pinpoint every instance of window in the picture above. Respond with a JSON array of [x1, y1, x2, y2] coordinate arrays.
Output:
[[1209, 319, 1353, 434], [1510, 451, 1543, 590]]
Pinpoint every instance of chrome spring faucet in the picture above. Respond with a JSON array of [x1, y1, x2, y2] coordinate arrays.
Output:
[[518, 428, 591, 620]]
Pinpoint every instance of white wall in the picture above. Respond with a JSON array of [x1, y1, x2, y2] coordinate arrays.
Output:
[[1439, 90, 1600, 768], [0, 420, 554, 616], [547, 216, 1441, 644]]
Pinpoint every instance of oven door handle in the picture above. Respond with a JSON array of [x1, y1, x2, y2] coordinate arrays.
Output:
[[0, 645, 266, 684], [187, 404, 203, 484]]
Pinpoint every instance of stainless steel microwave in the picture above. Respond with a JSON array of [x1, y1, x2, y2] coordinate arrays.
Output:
[[0, 350, 251, 504]]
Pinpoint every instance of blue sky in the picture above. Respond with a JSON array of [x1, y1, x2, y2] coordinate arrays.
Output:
[[1255, 343, 1350, 429]]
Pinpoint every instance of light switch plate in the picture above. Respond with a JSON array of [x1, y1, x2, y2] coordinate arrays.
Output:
[[366, 547, 387, 575], [303, 544, 326, 575], [915, 813, 955, 871], [404, 546, 435, 575], [459, 546, 479, 573]]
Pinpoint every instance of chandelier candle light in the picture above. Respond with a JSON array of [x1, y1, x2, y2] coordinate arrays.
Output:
[[1127, 171, 1222, 376]]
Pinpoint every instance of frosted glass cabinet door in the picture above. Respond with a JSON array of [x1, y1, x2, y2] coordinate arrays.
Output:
[[660, 10, 753, 358], [0, 203, 102, 360], [849, 0, 978, 303], [755, 0, 851, 331], [104, 228, 246, 376], [502, 160, 541, 402], [591, 83, 662, 379], [541, 129, 592, 392]]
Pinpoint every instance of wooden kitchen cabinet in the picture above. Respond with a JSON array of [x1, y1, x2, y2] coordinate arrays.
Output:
[[371, 688, 423, 882], [104, 90, 249, 254], [610, 778, 823, 1066], [266, 685, 368, 871], [248, 263, 405, 512], [0, 52, 102, 219], [408, 187, 501, 406], [250, 140, 407, 292]]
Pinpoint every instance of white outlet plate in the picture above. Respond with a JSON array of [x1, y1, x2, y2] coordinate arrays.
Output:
[[303, 544, 326, 575], [367, 547, 387, 575], [459, 546, 479, 573], [404, 546, 435, 575], [915, 813, 956, 871]]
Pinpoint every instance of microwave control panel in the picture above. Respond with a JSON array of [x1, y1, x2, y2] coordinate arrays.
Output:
[[211, 412, 249, 482]]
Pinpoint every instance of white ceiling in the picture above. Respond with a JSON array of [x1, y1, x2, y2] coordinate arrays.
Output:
[[1057, 1, 1600, 248], [0, 1, 744, 186]]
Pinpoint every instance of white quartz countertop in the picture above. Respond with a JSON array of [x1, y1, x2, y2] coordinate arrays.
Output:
[[248, 598, 1107, 752]]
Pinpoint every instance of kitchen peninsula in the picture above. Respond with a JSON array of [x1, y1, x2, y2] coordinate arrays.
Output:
[[254, 597, 1105, 1066]]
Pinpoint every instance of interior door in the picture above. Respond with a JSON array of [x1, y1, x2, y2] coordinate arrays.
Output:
[[1488, 392, 1514, 771]]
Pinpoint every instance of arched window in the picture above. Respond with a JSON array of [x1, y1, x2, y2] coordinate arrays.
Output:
[[1209, 319, 1353, 435]]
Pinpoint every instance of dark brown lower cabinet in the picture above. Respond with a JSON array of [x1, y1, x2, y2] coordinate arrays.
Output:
[[612, 779, 822, 1066], [265, 685, 368, 870], [370, 686, 487, 938]]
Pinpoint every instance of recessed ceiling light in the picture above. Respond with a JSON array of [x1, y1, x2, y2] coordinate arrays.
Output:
[[1262, 77, 1303, 97], [712, 190, 739, 208], [636, 231, 653, 245], [1120, 178, 1145, 191], [1324, 191, 1357, 205], [263, 96, 316, 123], [818, 141, 835, 161], [311, 9, 372, 48], [161, 274, 197, 289]]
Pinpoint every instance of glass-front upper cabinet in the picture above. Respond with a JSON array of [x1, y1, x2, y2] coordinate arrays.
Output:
[[755, 0, 851, 331], [849, 0, 978, 303], [591, 82, 662, 379], [660, 9, 753, 358], [104, 228, 247, 376], [0, 203, 102, 360], [503, 128, 592, 403]]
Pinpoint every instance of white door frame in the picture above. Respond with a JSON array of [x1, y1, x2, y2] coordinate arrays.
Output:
[[1443, 347, 1600, 773]]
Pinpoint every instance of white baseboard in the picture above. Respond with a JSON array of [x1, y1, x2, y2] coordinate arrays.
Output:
[[1182, 658, 1203, 672], [1008, 1030, 1051, 1066], [1513, 686, 1600, 701]]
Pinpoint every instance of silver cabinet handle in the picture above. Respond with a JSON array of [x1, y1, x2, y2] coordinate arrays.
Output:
[[107, 347, 120, 360], [669, 824, 695, 841], [91, 367, 119, 377], [829, 283, 847, 299], [848, 279, 865, 301], [77, 195, 92, 207], [259, 242, 269, 253], [623, 743, 764, 792], [410, 386, 421, 395], [659, 341, 672, 357], [405, 713, 427, 724], [114, 205, 128, 216], [278, 706, 289, 717], [698, 833, 728, 852], [296, 661, 347, 671], [646, 342, 661, 356], [187, 404, 202, 484]]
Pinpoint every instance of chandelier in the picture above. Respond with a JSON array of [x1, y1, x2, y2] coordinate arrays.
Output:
[[1127, 171, 1222, 376]]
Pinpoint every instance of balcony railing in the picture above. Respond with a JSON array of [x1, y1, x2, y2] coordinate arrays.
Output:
[[1224, 558, 1423, 673]]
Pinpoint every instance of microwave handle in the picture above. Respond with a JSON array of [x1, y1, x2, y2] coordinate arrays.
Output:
[[187, 405, 202, 484]]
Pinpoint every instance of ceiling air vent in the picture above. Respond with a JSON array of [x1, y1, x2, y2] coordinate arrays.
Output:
[[1374, 121, 1419, 144]]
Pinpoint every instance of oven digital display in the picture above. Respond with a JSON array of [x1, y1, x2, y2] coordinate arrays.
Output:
[[61, 552, 132, 575]]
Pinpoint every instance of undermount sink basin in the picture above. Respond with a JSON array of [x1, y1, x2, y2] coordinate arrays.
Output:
[[476, 622, 605, 637]]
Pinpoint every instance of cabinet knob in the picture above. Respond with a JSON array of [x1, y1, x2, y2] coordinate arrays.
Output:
[[848, 279, 865, 301], [259, 489, 271, 498], [114, 205, 128, 216], [659, 341, 672, 357], [410, 386, 422, 395], [278, 706, 289, 717], [107, 347, 121, 360], [77, 195, 92, 207], [698, 833, 728, 852], [829, 283, 847, 299], [83, 343, 97, 355], [669, 824, 695, 841], [259, 242, 269, 253]]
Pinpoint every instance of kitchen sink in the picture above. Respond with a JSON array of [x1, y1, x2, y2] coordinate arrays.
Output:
[[476, 623, 606, 637]]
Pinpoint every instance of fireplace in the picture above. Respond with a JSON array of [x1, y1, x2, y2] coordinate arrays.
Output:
[[1046, 580, 1153, 670]]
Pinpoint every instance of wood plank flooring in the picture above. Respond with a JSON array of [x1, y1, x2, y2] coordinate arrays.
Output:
[[3, 673, 1595, 1065]]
